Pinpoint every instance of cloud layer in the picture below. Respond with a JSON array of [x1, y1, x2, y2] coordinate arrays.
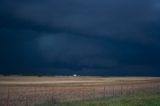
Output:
[[0, 0, 160, 75]]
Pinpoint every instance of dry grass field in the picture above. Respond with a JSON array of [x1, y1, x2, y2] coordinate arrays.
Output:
[[0, 76, 160, 106]]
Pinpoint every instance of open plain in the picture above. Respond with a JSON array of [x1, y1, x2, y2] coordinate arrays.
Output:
[[0, 76, 160, 106]]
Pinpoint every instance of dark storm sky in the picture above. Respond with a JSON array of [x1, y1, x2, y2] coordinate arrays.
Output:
[[0, 0, 160, 76]]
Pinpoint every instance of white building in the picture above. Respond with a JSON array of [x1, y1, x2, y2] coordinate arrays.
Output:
[[73, 74, 77, 77]]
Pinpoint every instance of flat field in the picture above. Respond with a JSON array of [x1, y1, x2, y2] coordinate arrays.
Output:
[[48, 93, 160, 106], [0, 76, 160, 106]]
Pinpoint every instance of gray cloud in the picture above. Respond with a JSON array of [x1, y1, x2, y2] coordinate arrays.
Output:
[[1, 0, 160, 75], [1, 0, 160, 43], [34, 33, 117, 67]]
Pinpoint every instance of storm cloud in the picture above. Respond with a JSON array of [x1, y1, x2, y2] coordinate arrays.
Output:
[[0, 0, 160, 76]]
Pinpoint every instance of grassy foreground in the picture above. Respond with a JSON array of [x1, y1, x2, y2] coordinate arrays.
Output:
[[36, 93, 160, 106]]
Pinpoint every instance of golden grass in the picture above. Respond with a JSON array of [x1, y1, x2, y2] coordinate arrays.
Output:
[[0, 76, 160, 106]]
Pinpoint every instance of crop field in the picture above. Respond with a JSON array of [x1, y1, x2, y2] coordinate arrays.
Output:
[[0, 76, 160, 106]]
